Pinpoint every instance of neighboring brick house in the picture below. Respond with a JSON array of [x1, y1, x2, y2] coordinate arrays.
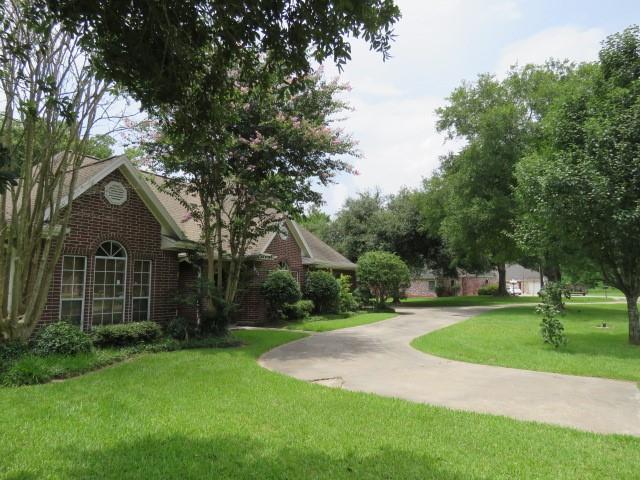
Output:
[[39, 155, 355, 330]]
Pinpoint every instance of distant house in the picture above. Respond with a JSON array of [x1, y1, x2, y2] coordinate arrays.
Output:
[[30, 155, 354, 330], [406, 264, 544, 297]]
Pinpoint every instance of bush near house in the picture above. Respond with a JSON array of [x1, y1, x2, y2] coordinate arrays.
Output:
[[92, 321, 163, 347], [262, 269, 302, 320], [338, 274, 359, 312], [478, 284, 499, 296], [282, 299, 315, 320], [32, 321, 93, 356], [304, 270, 340, 314], [357, 251, 410, 308]]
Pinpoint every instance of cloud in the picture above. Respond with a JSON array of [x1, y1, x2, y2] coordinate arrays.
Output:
[[496, 26, 604, 74]]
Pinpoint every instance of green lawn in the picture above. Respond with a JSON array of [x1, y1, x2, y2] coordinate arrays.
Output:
[[401, 295, 617, 308], [1, 329, 640, 479], [413, 303, 640, 382], [284, 311, 397, 332]]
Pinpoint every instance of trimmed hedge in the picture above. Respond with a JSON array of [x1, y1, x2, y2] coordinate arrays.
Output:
[[92, 321, 162, 347], [32, 322, 93, 356], [262, 269, 302, 320], [478, 284, 499, 296]]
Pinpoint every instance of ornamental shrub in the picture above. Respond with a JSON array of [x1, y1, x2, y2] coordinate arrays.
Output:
[[537, 302, 567, 348], [165, 316, 198, 341], [304, 270, 340, 314], [282, 299, 315, 321], [539, 281, 571, 310], [477, 284, 499, 296], [92, 321, 162, 347], [357, 251, 410, 308], [338, 274, 359, 313], [32, 322, 93, 356], [262, 269, 302, 320]]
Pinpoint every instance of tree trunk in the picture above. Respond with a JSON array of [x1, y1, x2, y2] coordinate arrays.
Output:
[[544, 265, 562, 282], [539, 266, 544, 289], [626, 294, 640, 345], [497, 264, 507, 296]]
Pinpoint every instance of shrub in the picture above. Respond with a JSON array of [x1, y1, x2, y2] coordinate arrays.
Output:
[[537, 302, 567, 348], [0, 340, 28, 363], [477, 284, 499, 296], [1, 355, 53, 386], [262, 269, 302, 320], [92, 321, 162, 348], [538, 281, 571, 310], [357, 251, 410, 307], [304, 270, 340, 314], [165, 316, 198, 341], [32, 322, 93, 356], [338, 274, 359, 313], [282, 299, 315, 321]]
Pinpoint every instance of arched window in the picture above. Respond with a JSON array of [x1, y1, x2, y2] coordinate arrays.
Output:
[[93, 241, 127, 325]]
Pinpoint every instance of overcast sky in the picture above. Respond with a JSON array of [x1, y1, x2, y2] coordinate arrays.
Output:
[[317, 0, 640, 215]]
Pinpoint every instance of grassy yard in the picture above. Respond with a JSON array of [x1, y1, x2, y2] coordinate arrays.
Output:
[[1, 329, 640, 479], [413, 303, 640, 382], [284, 311, 397, 332], [401, 295, 618, 308]]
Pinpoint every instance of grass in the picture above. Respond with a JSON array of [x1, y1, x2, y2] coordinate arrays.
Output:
[[284, 311, 397, 332], [401, 295, 618, 308], [412, 303, 640, 382], [1, 329, 640, 479]]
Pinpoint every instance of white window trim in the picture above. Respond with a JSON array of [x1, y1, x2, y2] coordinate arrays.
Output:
[[59, 255, 87, 330], [132, 260, 152, 322], [93, 241, 127, 325]]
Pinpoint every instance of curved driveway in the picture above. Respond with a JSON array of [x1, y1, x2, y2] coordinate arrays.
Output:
[[260, 306, 640, 436]]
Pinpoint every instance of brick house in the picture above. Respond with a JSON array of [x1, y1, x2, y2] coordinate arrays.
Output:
[[39, 155, 355, 330]]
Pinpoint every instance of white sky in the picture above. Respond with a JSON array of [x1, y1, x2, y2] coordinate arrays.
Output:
[[316, 0, 640, 215]]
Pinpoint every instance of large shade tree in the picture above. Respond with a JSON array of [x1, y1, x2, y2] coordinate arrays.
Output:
[[516, 26, 640, 344]]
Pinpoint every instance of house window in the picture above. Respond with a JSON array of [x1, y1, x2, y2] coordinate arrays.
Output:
[[60, 256, 86, 327], [132, 260, 152, 321], [427, 280, 436, 290], [93, 241, 127, 325]]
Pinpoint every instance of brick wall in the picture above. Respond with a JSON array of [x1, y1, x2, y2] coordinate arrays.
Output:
[[237, 228, 304, 325], [406, 279, 437, 297], [460, 276, 495, 296], [41, 169, 179, 330]]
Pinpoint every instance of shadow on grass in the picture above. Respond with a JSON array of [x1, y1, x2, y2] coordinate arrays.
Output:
[[51, 434, 476, 480]]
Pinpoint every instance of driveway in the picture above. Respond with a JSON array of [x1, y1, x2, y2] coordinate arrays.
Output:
[[259, 306, 640, 436]]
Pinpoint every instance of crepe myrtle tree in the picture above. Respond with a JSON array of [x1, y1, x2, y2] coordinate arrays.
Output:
[[150, 62, 357, 333], [516, 26, 640, 344], [0, 1, 113, 341], [357, 251, 410, 308]]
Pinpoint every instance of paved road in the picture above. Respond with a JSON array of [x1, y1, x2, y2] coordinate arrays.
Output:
[[259, 306, 640, 435]]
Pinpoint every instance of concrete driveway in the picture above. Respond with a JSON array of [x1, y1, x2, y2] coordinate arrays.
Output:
[[259, 306, 640, 436]]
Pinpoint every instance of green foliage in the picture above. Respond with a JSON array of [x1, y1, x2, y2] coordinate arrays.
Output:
[[304, 270, 340, 314], [338, 274, 359, 313], [50, 1, 400, 108], [91, 321, 162, 348], [357, 251, 410, 307], [477, 284, 499, 296], [165, 317, 198, 341], [539, 282, 571, 311], [0, 340, 28, 364], [537, 302, 567, 348], [262, 270, 302, 320], [282, 300, 315, 321], [32, 322, 93, 356], [299, 206, 331, 240]]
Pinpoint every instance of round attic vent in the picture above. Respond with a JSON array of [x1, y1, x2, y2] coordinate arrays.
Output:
[[104, 181, 128, 206]]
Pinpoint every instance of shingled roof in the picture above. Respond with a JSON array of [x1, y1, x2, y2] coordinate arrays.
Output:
[[43, 155, 355, 269]]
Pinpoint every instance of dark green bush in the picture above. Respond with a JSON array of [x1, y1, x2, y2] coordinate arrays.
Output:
[[304, 270, 340, 314], [92, 321, 162, 347], [477, 284, 499, 296], [262, 269, 302, 320], [1, 355, 53, 386], [0, 340, 28, 363], [32, 322, 93, 356], [165, 316, 198, 341], [356, 251, 410, 307], [282, 299, 315, 321]]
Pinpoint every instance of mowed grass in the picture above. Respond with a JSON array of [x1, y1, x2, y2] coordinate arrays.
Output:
[[284, 311, 397, 332], [401, 295, 617, 308], [413, 304, 640, 382], [1, 329, 640, 479]]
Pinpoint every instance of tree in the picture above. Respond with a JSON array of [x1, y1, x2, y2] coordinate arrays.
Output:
[[325, 190, 386, 261], [152, 63, 357, 332], [515, 26, 640, 344], [357, 251, 410, 308], [304, 270, 340, 314], [298, 206, 331, 240], [50, 0, 401, 109], [262, 269, 301, 321], [0, 1, 112, 341]]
